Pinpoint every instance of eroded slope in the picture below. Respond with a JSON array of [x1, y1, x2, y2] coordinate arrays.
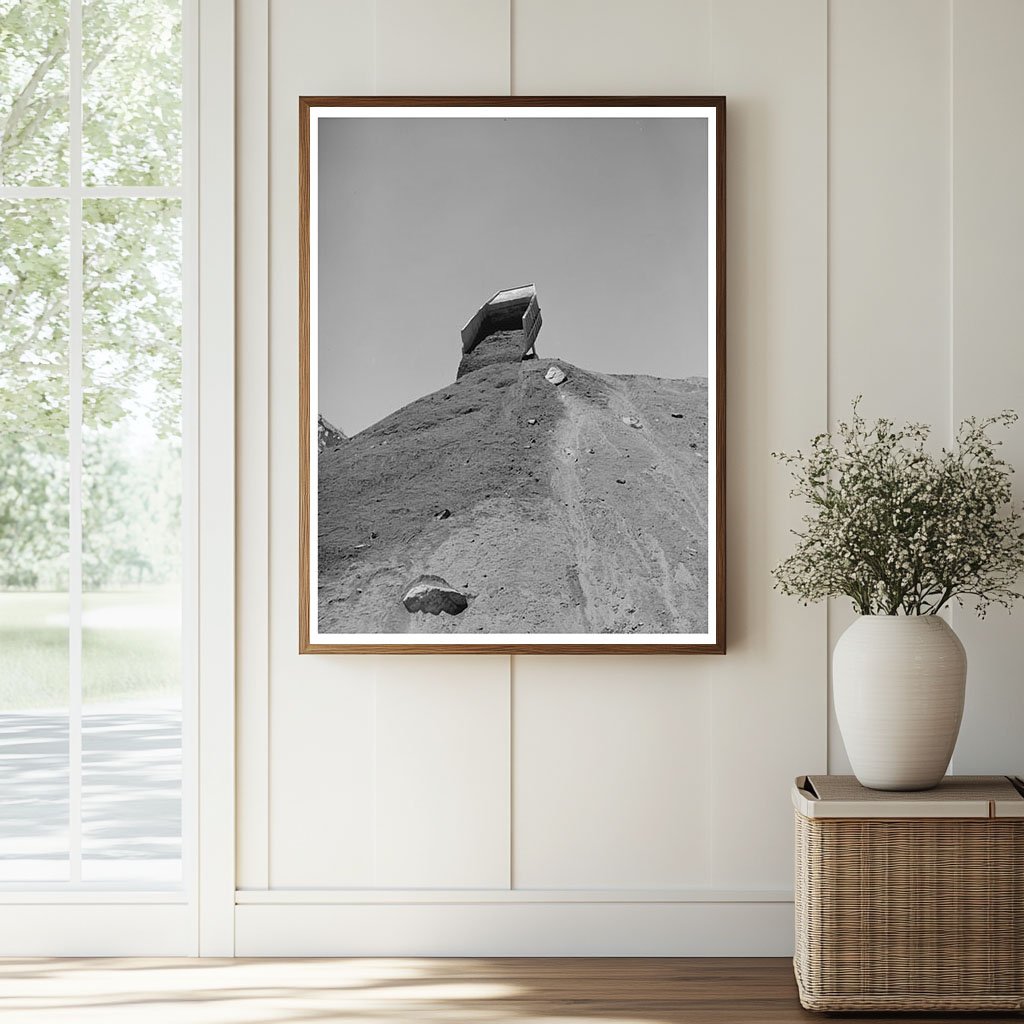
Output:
[[317, 356, 708, 635]]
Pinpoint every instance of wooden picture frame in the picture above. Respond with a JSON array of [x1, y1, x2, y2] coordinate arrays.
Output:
[[300, 96, 725, 654]]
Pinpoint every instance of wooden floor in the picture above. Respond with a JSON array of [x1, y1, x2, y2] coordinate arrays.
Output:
[[0, 957, 1019, 1023]]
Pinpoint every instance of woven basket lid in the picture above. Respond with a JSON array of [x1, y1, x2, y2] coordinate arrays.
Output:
[[793, 774, 1024, 819]]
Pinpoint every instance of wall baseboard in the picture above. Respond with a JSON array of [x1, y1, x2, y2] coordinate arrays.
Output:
[[235, 900, 795, 956], [0, 904, 196, 956], [235, 887, 792, 905]]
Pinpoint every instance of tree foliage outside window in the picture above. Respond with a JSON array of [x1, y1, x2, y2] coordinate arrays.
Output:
[[82, 0, 181, 185], [1, 0, 182, 592], [0, 0, 69, 186]]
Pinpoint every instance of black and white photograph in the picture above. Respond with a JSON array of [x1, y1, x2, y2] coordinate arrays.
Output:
[[300, 98, 725, 653]]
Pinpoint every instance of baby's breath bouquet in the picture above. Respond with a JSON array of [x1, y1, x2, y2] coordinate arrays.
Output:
[[772, 401, 1024, 617]]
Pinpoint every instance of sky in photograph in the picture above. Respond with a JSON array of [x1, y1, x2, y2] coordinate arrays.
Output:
[[317, 115, 709, 435]]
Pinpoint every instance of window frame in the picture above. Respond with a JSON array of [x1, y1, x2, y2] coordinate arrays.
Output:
[[0, 0, 234, 955]]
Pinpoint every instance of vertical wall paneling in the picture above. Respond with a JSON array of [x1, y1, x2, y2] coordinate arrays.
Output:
[[513, 658, 713, 889], [708, 0, 828, 889], [512, 0, 712, 95], [375, 0, 511, 94], [828, 0, 951, 423], [374, 658, 511, 888], [267, 0, 516, 891], [827, 0, 952, 772], [231, 0, 1024, 954], [371, 0, 514, 893], [508, 0, 719, 894], [950, 0, 1024, 777], [267, 0, 377, 888], [373, 0, 514, 891], [236, 0, 270, 892], [270, 664, 378, 886], [197, 0, 237, 955]]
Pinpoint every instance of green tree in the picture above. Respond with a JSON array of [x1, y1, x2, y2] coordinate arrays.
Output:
[[0, 0, 69, 186], [0, 437, 67, 587], [1, 0, 182, 590], [82, 427, 181, 588], [82, 0, 181, 186]]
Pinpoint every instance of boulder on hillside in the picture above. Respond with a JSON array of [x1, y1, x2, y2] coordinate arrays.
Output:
[[402, 575, 469, 616], [545, 366, 567, 386]]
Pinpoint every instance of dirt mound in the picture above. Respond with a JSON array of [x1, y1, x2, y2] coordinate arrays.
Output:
[[457, 328, 536, 379], [317, 356, 708, 635]]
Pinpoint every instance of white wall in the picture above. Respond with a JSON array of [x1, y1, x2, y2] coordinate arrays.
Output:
[[234, 0, 1024, 955]]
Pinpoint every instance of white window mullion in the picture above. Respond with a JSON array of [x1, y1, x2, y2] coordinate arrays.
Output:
[[181, 0, 200, 912], [0, 187, 67, 199], [0, 186, 183, 200], [67, 0, 83, 885]]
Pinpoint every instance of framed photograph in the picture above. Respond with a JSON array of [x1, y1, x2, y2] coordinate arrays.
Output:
[[300, 96, 725, 654]]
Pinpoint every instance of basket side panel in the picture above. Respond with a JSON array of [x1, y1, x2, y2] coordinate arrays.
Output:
[[794, 813, 1024, 1006]]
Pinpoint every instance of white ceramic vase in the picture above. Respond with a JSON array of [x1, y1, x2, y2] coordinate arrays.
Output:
[[833, 615, 967, 791]]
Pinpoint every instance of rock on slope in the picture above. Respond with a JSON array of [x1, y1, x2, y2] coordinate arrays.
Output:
[[318, 355, 709, 635], [318, 414, 347, 452]]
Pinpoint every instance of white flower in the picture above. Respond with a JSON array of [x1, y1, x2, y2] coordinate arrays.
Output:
[[772, 402, 1024, 617]]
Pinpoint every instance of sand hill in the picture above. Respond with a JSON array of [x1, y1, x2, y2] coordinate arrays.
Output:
[[318, 338, 709, 635]]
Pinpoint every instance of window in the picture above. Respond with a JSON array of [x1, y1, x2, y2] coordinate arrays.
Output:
[[0, 0, 191, 889]]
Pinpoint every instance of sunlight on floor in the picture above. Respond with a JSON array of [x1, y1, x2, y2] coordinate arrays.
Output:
[[0, 958, 672, 1024]]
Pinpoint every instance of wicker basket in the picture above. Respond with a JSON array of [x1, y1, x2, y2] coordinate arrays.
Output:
[[793, 775, 1024, 1012]]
